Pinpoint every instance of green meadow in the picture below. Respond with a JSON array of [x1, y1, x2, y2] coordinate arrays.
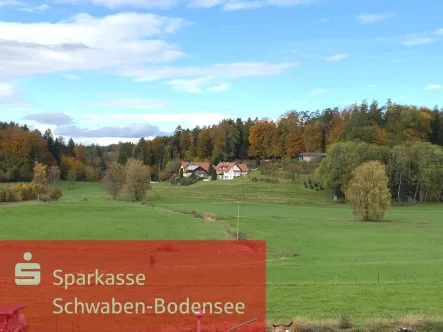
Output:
[[1, 176, 443, 330]]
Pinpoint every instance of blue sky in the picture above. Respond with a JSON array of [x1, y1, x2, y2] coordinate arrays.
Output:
[[0, 0, 442, 145]]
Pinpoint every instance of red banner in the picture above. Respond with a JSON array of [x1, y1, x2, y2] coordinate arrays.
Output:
[[0, 241, 266, 332]]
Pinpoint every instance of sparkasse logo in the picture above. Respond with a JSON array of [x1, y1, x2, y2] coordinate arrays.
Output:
[[15, 252, 41, 286]]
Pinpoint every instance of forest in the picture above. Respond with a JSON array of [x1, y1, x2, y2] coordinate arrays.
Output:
[[1, 99, 442, 201]]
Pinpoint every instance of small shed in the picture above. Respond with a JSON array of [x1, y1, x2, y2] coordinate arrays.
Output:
[[298, 152, 326, 162]]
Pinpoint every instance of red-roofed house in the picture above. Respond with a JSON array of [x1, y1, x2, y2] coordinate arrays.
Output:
[[237, 164, 249, 175], [214, 162, 249, 180], [180, 162, 210, 178]]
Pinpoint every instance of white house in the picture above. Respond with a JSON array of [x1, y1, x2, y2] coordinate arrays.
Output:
[[214, 162, 249, 180]]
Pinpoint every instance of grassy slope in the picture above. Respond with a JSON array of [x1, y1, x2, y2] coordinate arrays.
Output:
[[0, 182, 231, 240], [1, 175, 443, 324]]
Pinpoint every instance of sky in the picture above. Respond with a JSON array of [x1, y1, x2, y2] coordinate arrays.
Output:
[[0, 0, 442, 145]]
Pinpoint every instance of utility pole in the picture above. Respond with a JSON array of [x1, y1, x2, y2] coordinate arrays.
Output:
[[236, 201, 240, 240]]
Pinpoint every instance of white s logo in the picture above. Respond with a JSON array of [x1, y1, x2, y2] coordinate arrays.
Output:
[[15, 252, 41, 286]]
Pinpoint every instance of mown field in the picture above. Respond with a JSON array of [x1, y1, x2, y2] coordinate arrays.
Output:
[[1, 175, 443, 330]]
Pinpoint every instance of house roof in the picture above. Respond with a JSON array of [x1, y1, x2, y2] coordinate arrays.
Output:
[[0, 305, 26, 315], [181, 161, 210, 172], [298, 152, 326, 157], [215, 162, 235, 172], [238, 164, 249, 172]]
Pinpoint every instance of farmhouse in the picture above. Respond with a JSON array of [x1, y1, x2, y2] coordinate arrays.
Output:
[[179, 162, 210, 178], [215, 162, 249, 180], [298, 152, 326, 162]]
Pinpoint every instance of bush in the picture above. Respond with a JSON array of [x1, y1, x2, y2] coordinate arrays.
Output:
[[0, 188, 19, 203], [39, 194, 51, 202], [304, 181, 308, 188], [47, 187, 63, 201], [309, 184, 314, 190], [339, 312, 352, 329], [308, 178, 312, 185], [202, 212, 217, 221], [12, 183, 38, 201], [170, 177, 198, 186]]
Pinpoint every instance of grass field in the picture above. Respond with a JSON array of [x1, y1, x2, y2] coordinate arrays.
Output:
[[1, 175, 443, 330]]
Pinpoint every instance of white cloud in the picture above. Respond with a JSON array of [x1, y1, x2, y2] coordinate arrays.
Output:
[[437, 28, 443, 35], [54, 0, 181, 9], [18, 3, 49, 12], [126, 62, 297, 82], [292, 100, 308, 106], [319, 18, 329, 23], [223, 1, 263, 10], [402, 37, 438, 46], [357, 12, 394, 24], [0, 83, 14, 98], [0, 0, 24, 7], [61, 73, 81, 80], [188, 0, 320, 10], [309, 88, 327, 96], [325, 53, 349, 62], [187, 0, 225, 8], [88, 98, 169, 108], [425, 84, 441, 91], [0, 12, 188, 78], [207, 83, 231, 92], [82, 112, 230, 128], [167, 76, 214, 93], [0, 82, 34, 109]]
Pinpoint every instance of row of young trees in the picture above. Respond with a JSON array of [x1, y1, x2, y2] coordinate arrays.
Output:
[[317, 141, 443, 203], [1, 99, 442, 183]]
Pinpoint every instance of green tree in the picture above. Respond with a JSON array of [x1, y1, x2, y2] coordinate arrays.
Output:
[[345, 160, 391, 221], [67, 169, 77, 188], [123, 158, 151, 201], [118, 142, 134, 165], [134, 138, 148, 164], [316, 142, 361, 198], [103, 161, 125, 199]]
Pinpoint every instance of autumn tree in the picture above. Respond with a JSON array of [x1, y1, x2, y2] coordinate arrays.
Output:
[[285, 129, 305, 157], [103, 161, 125, 199], [303, 120, 323, 152], [345, 160, 391, 221], [32, 162, 48, 198], [165, 158, 181, 179], [197, 129, 213, 159], [123, 158, 151, 201], [48, 165, 61, 187]]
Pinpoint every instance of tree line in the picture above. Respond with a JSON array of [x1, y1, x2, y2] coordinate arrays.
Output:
[[317, 141, 443, 203], [1, 99, 442, 183]]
